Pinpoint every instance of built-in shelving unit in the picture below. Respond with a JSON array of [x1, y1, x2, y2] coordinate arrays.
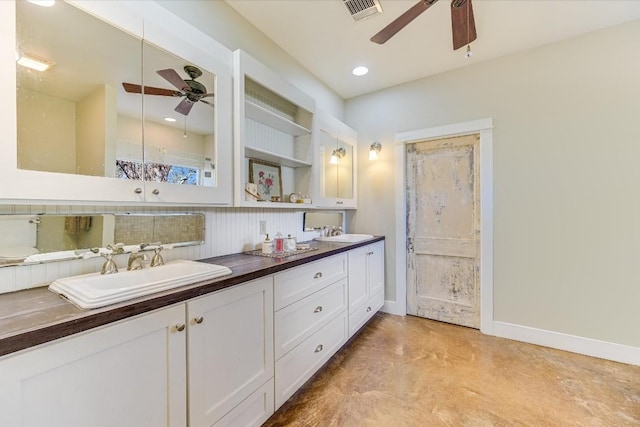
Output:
[[245, 101, 311, 137], [233, 50, 316, 208]]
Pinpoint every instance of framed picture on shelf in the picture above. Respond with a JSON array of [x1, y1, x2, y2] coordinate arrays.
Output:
[[249, 159, 282, 201]]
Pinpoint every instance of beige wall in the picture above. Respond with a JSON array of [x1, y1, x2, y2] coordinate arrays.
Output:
[[17, 89, 76, 174], [345, 20, 640, 347]]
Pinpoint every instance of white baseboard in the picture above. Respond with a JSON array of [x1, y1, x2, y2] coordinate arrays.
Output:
[[381, 299, 406, 316], [492, 321, 640, 366]]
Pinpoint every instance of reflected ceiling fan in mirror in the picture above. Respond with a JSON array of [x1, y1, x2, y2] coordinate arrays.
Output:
[[122, 65, 214, 116], [371, 0, 476, 51]]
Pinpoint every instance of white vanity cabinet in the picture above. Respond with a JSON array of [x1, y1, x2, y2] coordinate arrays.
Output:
[[233, 49, 316, 208], [0, 305, 188, 427], [1, 0, 233, 205], [273, 254, 349, 408], [187, 276, 274, 427], [313, 109, 358, 209], [0, 278, 274, 427], [348, 241, 385, 337]]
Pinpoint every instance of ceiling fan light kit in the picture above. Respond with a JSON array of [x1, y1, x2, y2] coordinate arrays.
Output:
[[370, 0, 477, 52]]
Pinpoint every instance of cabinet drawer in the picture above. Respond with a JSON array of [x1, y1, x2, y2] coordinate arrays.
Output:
[[274, 253, 347, 310], [275, 279, 347, 359], [214, 378, 274, 427], [275, 311, 347, 409], [348, 289, 384, 338]]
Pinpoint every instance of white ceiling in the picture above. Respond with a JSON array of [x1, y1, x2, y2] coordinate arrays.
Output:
[[226, 0, 640, 99]]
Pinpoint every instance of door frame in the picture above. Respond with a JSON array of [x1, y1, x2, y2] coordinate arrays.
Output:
[[392, 118, 494, 335]]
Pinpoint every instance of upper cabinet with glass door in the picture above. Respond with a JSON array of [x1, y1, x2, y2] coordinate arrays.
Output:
[[1, 0, 232, 205], [313, 110, 358, 209], [233, 50, 315, 208]]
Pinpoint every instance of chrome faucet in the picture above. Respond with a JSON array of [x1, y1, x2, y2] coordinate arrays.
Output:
[[127, 252, 146, 271]]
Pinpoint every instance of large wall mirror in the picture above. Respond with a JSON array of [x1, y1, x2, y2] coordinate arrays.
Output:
[[318, 130, 354, 199], [0, 213, 205, 267], [16, 1, 218, 187]]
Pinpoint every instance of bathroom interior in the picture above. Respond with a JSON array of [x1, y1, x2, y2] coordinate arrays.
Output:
[[1, 0, 639, 426]]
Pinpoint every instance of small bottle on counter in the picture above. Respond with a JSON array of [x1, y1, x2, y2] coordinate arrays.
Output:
[[274, 232, 284, 253], [262, 234, 274, 254], [284, 234, 297, 252]]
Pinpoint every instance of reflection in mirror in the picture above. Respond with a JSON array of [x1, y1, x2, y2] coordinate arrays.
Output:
[[0, 213, 205, 267], [117, 41, 217, 186], [16, 2, 218, 187], [16, 1, 143, 178], [304, 212, 344, 232], [319, 130, 353, 199]]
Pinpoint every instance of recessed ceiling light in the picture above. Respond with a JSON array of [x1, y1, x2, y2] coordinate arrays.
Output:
[[352, 66, 369, 77], [27, 0, 55, 6], [17, 54, 54, 72], [164, 117, 177, 122]]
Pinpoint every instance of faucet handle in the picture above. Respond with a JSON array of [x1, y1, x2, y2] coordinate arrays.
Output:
[[100, 253, 118, 275], [151, 246, 165, 267], [106, 243, 125, 254]]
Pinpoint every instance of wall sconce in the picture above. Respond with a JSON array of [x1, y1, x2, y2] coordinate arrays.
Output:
[[369, 141, 382, 160], [329, 147, 346, 165]]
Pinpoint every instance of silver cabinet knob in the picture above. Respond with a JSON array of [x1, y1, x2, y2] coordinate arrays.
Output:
[[314, 344, 323, 353], [152, 189, 160, 195], [366, 306, 372, 312], [134, 187, 142, 194], [313, 272, 323, 279], [175, 323, 186, 332], [314, 306, 323, 313], [193, 316, 204, 324]]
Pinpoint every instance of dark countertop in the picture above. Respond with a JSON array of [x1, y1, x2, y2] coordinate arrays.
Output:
[[0, 237, 384, 357]]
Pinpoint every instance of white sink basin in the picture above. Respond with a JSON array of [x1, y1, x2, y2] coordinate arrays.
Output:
[[314, 234, 374, 243], [49, 260, 232, 309]]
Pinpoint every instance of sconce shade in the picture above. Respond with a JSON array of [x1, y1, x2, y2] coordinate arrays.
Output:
[[369, 141, 382, 160], [330, 147, 346, 164]]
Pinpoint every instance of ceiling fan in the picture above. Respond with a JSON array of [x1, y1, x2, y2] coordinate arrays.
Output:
[[371, 0, 476, 50], [122, 65, 214, 116]]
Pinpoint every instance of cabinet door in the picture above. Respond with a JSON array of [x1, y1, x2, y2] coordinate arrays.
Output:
[[3, 1, 233, 205], [313, 109, 358, 209], [187, 277, 274, 427], [348, 245, 368, 312], [0, 305, 187, 427]]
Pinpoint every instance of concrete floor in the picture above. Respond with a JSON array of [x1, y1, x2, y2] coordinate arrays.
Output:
[[264, 313, 640, 426]]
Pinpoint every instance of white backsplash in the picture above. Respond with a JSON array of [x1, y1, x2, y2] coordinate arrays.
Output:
[[0, 205, 321, 294]]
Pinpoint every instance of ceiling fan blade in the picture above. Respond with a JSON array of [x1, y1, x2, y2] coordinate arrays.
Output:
[[122, 83, 181, 96], [199, 99, 214, 107], [202, 93, 215, 98], [175, 97, 195, 116], [157, 68, 190, 92], [371, 0, 438, 45], [451, 0, 477, 50]]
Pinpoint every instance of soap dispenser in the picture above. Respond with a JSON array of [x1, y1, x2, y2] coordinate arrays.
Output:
[[262, 234, 274, 254], [274, 231, 284, 253]]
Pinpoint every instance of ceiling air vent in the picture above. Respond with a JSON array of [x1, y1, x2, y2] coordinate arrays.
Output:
[[343, 0, 383, 22]]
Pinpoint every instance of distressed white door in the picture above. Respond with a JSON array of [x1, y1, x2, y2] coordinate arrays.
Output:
[[406, 134, 480, 328]]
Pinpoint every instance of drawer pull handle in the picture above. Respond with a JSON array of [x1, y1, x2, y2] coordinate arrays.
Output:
[[367, 251, 374, 255], [175, 323, 186, 332], [152, 189, 160, 195], [336, 201, 344, 205], [366, 306, 372, 312], [193, 316, 204, 324], [314, 344, 324, 353], [313, 272, 323, 279], [134, 187, 142, 194], [314, 306, 323, 313]]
